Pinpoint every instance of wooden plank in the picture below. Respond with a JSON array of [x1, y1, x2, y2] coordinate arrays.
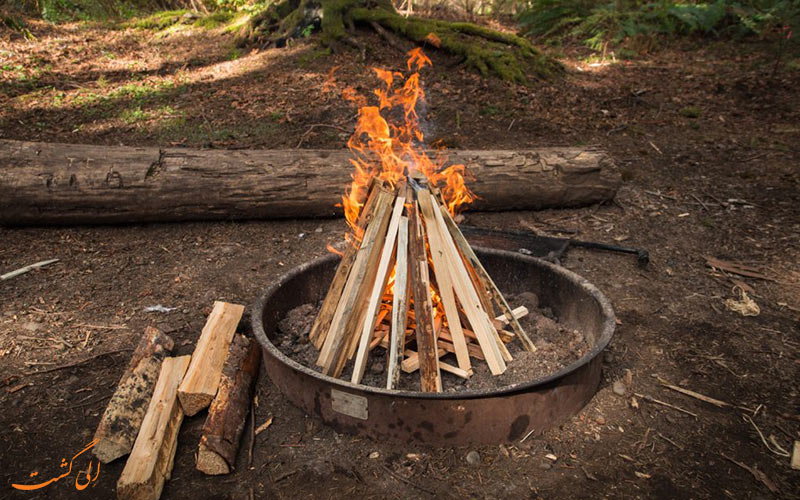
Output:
[[317, 188, 394, 377], [416, 189, 471, 372], [178, 301, 245, 416], [309, 178, 381, 348], [351, 195, 405, 384], [407, 198, 441, 392], [494, 306, 528, 328], [117, 355, 191, 500], [196, 335, 261, 475], [427, 190, 506, 374], [438, 202, 536, 352], [93, 326, 174, 464]]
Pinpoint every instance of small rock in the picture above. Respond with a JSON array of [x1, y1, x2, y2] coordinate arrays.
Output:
[[545, 453, 558, 461], [612, 380, 626, 396], [368, 451, 380, 459], [623, 369, 633, 387], [314, 227, 323, 233], [465, 450, 481, 465], [595, 415, 606, 425], [538, 462, 552, 470]]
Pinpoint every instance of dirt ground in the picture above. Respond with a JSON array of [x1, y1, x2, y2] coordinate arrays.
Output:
[[1, 17, 799, 500]]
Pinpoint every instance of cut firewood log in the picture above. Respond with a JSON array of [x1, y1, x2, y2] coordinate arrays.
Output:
[[317, 187, 394, 377], [309, 179, 381, 349], [93, 326, 174, 464], [437, 337, 485, 360], [408, 198, 442, 392], [439, 203, 536, 352], [196, 335, 261, 475], [352, 195, 405, 384], [117, 355, 191, 500], [178, 301, 245, 416], [0, 140, 620, 226], [417, 189, 471, 372]]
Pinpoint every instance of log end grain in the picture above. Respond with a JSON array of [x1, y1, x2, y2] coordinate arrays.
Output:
[[196, 441, 231, 475], [177, 391, 215, 417]]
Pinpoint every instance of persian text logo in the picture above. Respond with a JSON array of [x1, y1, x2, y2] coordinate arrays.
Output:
[[12, 438, 100, 491]]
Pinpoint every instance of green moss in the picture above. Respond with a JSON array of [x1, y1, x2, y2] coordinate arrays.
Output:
[[194, 10, 235, 29], [679, 106, 702, 118], [349, 7, 558, 82], [126, 10, 188, 30]]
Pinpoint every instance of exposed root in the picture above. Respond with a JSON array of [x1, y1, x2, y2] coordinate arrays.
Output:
[[236, 0, 561, 82]]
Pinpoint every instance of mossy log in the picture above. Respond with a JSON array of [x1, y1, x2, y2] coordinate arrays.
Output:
[[236, 0, 560, 81]]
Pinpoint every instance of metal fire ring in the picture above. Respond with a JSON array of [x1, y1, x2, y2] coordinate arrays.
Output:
[[251, 248, 615, 445]]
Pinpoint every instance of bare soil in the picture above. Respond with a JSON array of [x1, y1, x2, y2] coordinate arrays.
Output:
[[1, 16, 799, 500]]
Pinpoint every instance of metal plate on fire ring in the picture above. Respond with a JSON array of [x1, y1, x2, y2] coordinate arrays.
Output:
[[331, 389, 368, 420]]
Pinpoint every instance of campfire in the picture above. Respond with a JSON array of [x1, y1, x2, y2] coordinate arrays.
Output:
[[309, 49, 536, 392]]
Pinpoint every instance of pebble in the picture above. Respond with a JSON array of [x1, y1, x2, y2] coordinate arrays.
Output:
[[369, 451, 380, 459], [466, 450, 481, 465], [612, 380, 627, 396], [538, 462, 552, 470], [315, 227, 323, 233], [595, 415, 606, 425]]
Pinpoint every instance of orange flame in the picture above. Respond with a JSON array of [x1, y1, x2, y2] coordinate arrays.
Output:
[[341, 48, 475, 241]]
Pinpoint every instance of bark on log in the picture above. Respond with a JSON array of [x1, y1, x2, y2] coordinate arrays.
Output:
[[196, 334, 261, 475], [92, 326, 174, 464], [0, 139, 620, 226]]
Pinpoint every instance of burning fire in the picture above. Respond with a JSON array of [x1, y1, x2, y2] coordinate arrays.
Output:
[[340, 48, 475, 243]]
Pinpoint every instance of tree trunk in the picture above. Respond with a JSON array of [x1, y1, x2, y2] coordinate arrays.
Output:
[[0, 139, 620, 226]]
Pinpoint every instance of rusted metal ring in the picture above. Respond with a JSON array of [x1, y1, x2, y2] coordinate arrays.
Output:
[[251, 248, 615, 445]]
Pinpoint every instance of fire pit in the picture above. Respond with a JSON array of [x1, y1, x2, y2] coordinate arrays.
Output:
[[251, 248, 615, 445]]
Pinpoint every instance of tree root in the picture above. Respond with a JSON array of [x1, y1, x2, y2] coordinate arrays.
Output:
[[235, 0, 561, 82]]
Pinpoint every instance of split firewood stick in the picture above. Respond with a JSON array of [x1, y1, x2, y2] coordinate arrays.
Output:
[[318, 187, 394, 376], [93, 326, 175, 464], [426, 189, 506, 374], [437, 338, 485, 360], [401, 351, 473, 379], [370, 331, 389, 351], [352, 195, 405, 384], [309, 178, 382, 349], [387, 217, 409, 391], [408, 198, 442, 392], [117, 355, 191, 500], [196, 335, 261, 475], [494, 306, 528, 329], [438, 202, 536, 352], [178, 301, 245, 416], [417, 189, 471, 372]]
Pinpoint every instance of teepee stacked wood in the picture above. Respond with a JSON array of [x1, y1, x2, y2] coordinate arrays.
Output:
[[307, 175, 536, 392]]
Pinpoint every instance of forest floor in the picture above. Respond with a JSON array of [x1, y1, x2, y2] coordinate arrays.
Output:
[[1, 15, 799, 500]]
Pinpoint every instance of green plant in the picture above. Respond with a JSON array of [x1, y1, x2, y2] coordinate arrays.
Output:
[[518, 0, 800, 50]]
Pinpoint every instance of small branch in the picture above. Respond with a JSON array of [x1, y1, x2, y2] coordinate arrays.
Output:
[[381, 465, 436, 495], [24, 348, 132, 375], [1, 258, 59, 281], [743, 415, 791, 457], [634, 392, 698, 418]]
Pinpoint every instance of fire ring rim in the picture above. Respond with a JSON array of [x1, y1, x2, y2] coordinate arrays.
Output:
[[251, 247, 615, 399]]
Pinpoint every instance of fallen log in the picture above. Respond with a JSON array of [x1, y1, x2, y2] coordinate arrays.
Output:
[[196, 334, 261, 475], [92, 326, 174, 464], [0, 139, 620, 226]]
